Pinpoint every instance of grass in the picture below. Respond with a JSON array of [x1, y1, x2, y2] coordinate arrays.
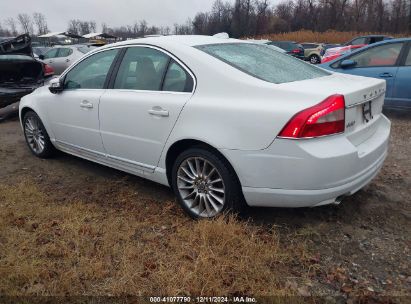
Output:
[[0, 181, 311, 296], [253, 30, 407, 44]]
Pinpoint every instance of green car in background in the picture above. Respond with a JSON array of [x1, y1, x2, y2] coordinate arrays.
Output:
[[301, 43, 325, 64]]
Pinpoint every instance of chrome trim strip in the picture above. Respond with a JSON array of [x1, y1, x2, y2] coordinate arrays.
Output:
[[55, 140, 155, 172], [346, 91, 385, 109], [60, 44, 197, 94]]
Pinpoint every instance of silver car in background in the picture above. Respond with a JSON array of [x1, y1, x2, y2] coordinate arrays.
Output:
[[39, 45, 97, 75]]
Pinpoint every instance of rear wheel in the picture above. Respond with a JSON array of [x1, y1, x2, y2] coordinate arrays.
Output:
[[309, 54, 321, 64], [23, 111, 55, 158], [171, 147, 244, 219]]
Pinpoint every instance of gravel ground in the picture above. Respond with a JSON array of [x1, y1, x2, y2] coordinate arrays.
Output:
[[0, 111, 410, 300]]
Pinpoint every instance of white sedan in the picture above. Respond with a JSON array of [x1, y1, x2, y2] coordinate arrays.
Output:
[[19, 35, 391, 219]]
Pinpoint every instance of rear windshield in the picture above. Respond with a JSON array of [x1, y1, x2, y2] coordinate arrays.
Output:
[[77, 46, 97, 54], [196, 43, 330, 84]]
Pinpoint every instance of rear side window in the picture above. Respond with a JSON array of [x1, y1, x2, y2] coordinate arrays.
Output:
[[196, 43, 330, 84], [163, 60, 194, 92]]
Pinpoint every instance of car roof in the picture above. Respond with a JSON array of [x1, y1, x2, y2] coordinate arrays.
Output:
[[355, 35, 392, 38], [323, 38, 411, 65], [102, 35, 244, 48]]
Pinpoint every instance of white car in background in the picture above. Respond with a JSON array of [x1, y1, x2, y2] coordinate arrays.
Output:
[[19, 35, 390, 219], [39, 45, 97, 75]]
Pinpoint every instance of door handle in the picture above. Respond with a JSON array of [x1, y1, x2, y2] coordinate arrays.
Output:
[[80, 100, 93, 109], [379, 72, 393, 78], [148, 106, 169, 117]]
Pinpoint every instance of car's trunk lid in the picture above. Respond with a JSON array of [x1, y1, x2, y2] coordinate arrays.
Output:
[[0, 56, 43, 86], [276, 73, 386, 146], [0, 34, 32, 56], [0, 55, 44, 108]]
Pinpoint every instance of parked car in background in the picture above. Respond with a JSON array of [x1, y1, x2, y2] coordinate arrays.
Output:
[[322, 35, 393, 63], [0, 34, 54, 121], [39, 45, 97, 75], [343, 35, 393, 47], [301, 43, 324, 64], [322, 44, 365, 63], [266, 41, 305, 59], [20, 35, 390, 219], [245, 39, 286, 53], [320, 38, 411, 110]]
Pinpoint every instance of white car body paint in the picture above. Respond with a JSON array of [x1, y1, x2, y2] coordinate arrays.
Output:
[[20, 35, 391, 208]]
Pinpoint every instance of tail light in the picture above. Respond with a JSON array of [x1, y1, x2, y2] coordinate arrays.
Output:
[[291, 49, 301, 54], [43, 64, 54, 77], [278, 94, 345, 139]]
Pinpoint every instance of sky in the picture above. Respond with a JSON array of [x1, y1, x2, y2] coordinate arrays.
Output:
[[0, 0, 238, 32]]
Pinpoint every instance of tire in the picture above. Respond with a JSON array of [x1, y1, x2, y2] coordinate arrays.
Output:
[[23, 111, 55, 158], [171, 147, 244, 219], [309, 54, 321, 64]]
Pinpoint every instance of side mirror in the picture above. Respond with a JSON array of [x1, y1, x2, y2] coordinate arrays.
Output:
[[39, 54, 45, 60], [340, 59, 357, 69], [49, 78, 64, 94]]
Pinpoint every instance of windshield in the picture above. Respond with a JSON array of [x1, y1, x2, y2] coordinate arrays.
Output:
[[196, 43, 329, 84]]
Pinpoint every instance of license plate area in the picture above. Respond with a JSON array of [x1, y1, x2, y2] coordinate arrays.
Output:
[[362, 101, 374, 123]]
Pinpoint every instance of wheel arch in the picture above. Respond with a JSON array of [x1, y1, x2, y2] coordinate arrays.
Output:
[[20, 106, 37, 128], [165, 139, 241, 188]]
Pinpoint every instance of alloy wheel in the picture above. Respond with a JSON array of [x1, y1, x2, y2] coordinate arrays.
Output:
[[310, 56, 319, 64], [24, 116, 46, 154], [177, 157, 226, 218]]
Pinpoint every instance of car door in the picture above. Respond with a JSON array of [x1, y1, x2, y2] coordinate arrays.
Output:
[[335, 42, 404, 100], [42, 48, 59, 70], [391, 43, 411, 109], [46, 48, 120, 154], [99, 46, 195, 171], [52, 47, 73, 74]]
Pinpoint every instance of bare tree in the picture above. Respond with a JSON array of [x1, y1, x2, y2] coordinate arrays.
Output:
[[5, 17, 18, 36], [89, 21, 97, 33], [101, 22, 109, 33], [33, 12, 48, 35], [68, 19, 81, 35], [17, 13, 34, 34]]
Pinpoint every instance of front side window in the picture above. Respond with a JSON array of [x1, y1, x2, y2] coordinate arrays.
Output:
[[64, 49, 119, 90], [350, 37, 367, 46], [196, 43, 330, 84], [58, 48, 73, 57], [114, 47, 169, 91], [43, 48, 58, 59], [163, 60, 194, 92], [348, 43, 403, 67]]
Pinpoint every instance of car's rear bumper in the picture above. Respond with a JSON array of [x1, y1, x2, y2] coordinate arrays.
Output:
[[221, 115, 391, 208], [242, 149, 386, 207]]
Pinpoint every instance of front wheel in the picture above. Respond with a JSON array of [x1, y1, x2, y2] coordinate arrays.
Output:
[[171, 147, 244, 219], [23, 111, 55, 158], [309, 55, 321, 64]]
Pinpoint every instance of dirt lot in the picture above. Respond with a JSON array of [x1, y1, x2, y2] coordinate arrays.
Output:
[[0, 112, 410, 301]]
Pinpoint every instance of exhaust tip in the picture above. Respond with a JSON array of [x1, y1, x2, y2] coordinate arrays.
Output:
[[334, 195, 348, 205]]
